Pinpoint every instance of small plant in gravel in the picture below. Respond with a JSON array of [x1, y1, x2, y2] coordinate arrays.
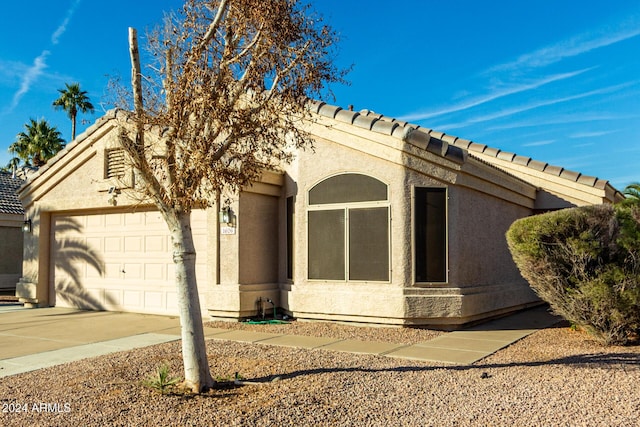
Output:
[[142, 364, 181, 394], [507, 204, 640, 345]]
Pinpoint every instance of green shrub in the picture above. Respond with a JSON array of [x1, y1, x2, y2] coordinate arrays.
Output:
[[506, 204, 640, 345], [142, 363, 181, 394]]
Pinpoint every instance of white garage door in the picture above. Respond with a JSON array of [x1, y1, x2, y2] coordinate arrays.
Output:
[[50, 209, 208, 315]]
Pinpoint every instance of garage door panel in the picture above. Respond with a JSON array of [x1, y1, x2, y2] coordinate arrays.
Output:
[[124, 236, 143, 252], [104, 263, 121, 278], [123, 290, 142, 307], [105, 214, 123, 226], [104, 289, 123, 306], [145, 213, 165, 226], [123, 263, 143, 279], [86, 215, 104, 228], [86, 237, 103, 251], [104, 237, 122, 252], [145, 264, 165, 280], [145, 235, 166, 252], [125, 213, 143, 226], [52, 210, 209, 315], [86, 266, 102, 278]]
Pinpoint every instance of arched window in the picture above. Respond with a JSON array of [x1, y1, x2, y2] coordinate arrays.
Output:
[[307, 173, 390, 282]]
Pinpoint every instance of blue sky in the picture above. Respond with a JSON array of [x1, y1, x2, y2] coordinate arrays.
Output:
[[1, 1, 638, 189]]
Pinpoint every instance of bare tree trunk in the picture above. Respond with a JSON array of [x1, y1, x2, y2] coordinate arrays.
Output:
[[129, 27, 214, 393], [170, 209, 214, 392]]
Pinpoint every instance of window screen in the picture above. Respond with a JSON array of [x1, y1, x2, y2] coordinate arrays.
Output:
[[414, 188, 447, 282], [286, 196, 294, 279], [309, 174, 387, 205], [308, 209, 345, 280], [349, 207, 389, 281]]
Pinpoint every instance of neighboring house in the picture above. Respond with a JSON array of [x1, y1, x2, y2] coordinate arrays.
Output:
[[0, 171, 25, 291], [15, 103, 623, 326]]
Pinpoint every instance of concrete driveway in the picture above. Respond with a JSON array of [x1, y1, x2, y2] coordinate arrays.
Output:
[[0, 307, 183, 360], [0, 307, 188, 377]]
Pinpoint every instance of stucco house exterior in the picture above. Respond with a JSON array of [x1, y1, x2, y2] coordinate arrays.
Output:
[[0, 171, 25, 291], [15, 102, 623, 326]]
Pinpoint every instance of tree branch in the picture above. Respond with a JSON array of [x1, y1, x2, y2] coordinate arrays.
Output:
[[199, 0, 229, 51], [220, 26, 264, 69]]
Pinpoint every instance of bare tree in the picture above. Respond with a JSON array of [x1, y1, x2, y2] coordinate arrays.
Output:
[[115, 0, 345, 392]]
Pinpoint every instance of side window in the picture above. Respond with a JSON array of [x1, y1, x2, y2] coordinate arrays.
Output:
[[286, 196, 295, 280], [414, 187, 447, 283], [308, 174, 389, 282]]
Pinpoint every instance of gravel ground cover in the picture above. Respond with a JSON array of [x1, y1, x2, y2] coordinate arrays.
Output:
[[1, 321, 638, 426], [207, 319, 444, 344]]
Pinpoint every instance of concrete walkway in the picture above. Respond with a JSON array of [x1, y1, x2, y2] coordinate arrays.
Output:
[[0, 305, 560, 378]]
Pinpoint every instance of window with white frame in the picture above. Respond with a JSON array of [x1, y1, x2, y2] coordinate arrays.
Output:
[[307, 173, 390, 281]]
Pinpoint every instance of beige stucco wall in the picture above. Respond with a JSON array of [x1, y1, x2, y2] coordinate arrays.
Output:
[[449, 185, 530, 286], [282, 134, 409, 323], [208, 180, 283, 319], [276, 116, 540, 326]]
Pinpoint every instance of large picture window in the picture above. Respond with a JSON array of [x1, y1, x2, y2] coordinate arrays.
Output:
[[308, 174, 389, 282], [414, 187, 447, 282]]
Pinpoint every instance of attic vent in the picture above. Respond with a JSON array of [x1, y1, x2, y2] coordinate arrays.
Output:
[[106, 149, 125, 178]]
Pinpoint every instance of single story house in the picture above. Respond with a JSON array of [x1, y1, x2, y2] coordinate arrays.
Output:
[[0, 171, 25, 291], [15, 102, 623, 326]]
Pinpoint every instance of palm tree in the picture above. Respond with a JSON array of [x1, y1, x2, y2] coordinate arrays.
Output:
[[0, 157, 21, 175], [622, 182, 640, 206], [52, 82, 95, 141], [10, 118, 65, 167]]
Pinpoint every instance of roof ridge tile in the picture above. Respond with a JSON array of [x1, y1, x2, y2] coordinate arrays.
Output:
[[334, 109, 359, 124]]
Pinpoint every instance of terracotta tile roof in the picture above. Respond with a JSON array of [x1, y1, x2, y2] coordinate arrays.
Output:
[[310, 101, 614, 191], [19, 102, 618, 198], [0, 172, 25, 215], [311, 101, 469, 165]]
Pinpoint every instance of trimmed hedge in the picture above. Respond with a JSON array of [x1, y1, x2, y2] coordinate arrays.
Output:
[[506, 204, 640, 345]]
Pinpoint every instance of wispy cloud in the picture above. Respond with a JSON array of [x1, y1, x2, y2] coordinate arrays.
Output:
[[569, 130, 617, 138], [487, 17, 640, 73], [5, 0, 81, 113], [522, 140, 555, 147], [399, 69, 591, 122], [7, 51, 50, 112], [571, 142, 596, 148], [51, 0, 82, 45], [487, 112, 640, 131], [435, 82, 636, 131], [400, 13, 640, 128]]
